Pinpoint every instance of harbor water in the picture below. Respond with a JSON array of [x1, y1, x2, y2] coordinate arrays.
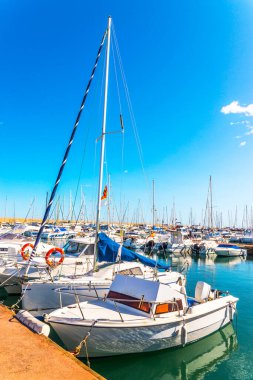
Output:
[[1, 254, 253, 380], [87, 255, 253, 380]]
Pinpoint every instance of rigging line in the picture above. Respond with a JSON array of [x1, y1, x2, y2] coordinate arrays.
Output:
[[24, 28, 108, 275], [47, 196, 60, 223], [112, 23, 150, 190], [71, 45, 106, 222], [111, 33, 122, 113], [70, 123, 90, 222], [112, 24, 144, 159], [112, 28, 125, 214], [74, 199, 85, 228], [24, 197, 35, 223]]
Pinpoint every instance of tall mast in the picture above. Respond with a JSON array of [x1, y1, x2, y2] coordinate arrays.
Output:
[[24, 25, 108, 277], [93, 16, 112, 269]]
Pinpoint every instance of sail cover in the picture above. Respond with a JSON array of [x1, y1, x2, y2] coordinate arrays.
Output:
[[98, 233, 171, 270]]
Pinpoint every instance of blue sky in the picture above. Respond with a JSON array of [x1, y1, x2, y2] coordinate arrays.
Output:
[[0, 0, 253, 225]]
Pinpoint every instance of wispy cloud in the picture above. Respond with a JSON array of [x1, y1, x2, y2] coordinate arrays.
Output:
[[235, 135, 241, 139], [239, 141, 246, 147], [245, 128, 253, 136], [230, 120, 250, 126], [221, 101, 253, 116]]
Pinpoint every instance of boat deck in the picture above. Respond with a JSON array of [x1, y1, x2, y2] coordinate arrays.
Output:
[[0, 304, 105, 380]]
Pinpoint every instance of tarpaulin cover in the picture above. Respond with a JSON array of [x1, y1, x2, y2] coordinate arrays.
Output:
[[98, 233, 171, 270]]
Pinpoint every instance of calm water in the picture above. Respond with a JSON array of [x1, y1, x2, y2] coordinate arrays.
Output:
[[1, 254, 253, 380], [89, 255, 253, 380]]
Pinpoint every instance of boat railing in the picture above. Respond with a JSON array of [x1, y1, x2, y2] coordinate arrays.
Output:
[[54, 286, 181, 321]]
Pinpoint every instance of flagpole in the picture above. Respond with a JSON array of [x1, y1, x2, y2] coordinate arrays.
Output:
[[93, 16, 112, 269]]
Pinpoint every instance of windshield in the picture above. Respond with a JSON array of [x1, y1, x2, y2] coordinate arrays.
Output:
[[62, 241, 88, 256]]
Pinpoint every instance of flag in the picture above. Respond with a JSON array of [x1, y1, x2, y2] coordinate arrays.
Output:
[[101, 185, 108, 200]]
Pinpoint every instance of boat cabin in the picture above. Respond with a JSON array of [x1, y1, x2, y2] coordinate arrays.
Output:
[[106, 274, 187, 316]]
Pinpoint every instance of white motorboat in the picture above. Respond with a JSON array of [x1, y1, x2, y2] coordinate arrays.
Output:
[[0, 236, 98, 295], [41, 226, 76, 240], [0, 224, 51, 260], [46, 274, 238, 357], [215, 244, 247, 257]]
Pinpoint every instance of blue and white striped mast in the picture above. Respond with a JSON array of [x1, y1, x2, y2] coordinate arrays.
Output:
[[24, 22, 108, 277], [93, 16, 112, 269]]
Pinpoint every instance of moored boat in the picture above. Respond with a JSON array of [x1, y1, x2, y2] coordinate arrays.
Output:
[[215, 243, 247, 257], [45, 273, 238, 357]]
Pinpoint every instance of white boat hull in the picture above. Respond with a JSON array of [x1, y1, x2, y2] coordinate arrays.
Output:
[[48, 297, 237, 357], [22, 281, 110, 315], [215, 248, 247, 257]]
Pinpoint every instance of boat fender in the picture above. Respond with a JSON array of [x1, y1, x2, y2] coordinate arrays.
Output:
[[229, 303, 234, 321], [16, 310, 50, 336], [181, 324, 187, 346]]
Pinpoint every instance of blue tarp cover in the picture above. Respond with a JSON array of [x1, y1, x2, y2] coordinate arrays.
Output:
[[98, 233, 171, 270]]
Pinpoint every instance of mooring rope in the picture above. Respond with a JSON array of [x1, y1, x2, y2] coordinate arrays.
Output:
[[72, 320, 97, 367]]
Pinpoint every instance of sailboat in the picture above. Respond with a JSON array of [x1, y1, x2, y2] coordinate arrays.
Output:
[[45, 17, 239, 358], [18, 16, 185, 315]]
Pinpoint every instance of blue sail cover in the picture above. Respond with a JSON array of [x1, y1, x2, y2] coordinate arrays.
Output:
[[98, 233, 171, 270]]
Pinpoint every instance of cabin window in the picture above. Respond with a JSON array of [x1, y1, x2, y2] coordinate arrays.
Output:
[[155, 299, 183, 314], [66, 242, 79, 253], [118, 267, 143, 276], [107, 290, 151, 313]]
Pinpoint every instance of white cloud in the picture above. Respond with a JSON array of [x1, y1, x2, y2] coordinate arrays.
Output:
[[239, 141, 246, 147], [230, 120, 250, 126], [235, 135, 241, 139], [221, 101, 253, 116], [245, 129, 253, 136]]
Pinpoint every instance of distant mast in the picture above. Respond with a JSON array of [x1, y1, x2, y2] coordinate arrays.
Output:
[[209, 175, 213, 229], [152, 179, 155, 229]]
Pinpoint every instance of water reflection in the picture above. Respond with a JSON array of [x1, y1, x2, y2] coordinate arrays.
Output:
[[214, 256, 246, 266], [90, 324, 238, 380]]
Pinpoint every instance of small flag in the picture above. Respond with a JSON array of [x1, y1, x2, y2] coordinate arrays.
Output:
[[101, 185, 108, 200]]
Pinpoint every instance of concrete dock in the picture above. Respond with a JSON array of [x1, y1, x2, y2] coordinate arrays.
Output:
[[0, 305, 105, 380]]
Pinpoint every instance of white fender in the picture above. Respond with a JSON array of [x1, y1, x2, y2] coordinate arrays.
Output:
[[16, 310, 50, 336], [181, 324, 188, 346]]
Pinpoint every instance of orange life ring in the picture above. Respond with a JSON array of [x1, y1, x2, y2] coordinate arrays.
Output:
[[20, 243, 34, 261], [45, 247, 64, 268]]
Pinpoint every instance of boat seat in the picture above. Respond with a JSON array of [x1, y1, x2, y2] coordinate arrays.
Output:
[[194, 281, 211, 302]]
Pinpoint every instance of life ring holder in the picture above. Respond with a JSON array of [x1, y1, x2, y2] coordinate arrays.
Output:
[[45, 247, 65, 268], [20, 243, 34, 261]]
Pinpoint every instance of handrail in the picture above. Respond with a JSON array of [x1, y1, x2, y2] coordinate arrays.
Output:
[[54, 286, 182, 308], [54, 285, 182, 321]]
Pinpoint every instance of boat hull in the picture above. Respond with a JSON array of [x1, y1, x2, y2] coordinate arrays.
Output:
[[215, 248, 246, 257], [22, 282, 111, 315], [48, 298, 237, 357]]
